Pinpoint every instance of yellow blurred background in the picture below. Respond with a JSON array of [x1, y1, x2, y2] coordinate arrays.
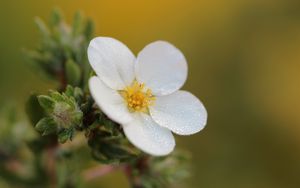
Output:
[[1, 0, 300, 187]]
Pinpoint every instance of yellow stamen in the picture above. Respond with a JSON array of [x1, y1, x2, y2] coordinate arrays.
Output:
[[120, 81, 155, 113]]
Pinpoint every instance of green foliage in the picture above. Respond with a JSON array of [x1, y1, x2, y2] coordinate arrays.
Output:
[[125, 151, 191, 188], [87, 114, 139, 164], [23, 9, 94, 89]]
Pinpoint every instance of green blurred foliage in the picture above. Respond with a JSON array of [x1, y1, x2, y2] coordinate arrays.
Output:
[[1, 0, 300, 188]]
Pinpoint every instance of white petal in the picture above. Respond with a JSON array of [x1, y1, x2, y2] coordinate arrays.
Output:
[[123, 113, 175, 156], [88, 37, 135, 90], [150, 91, 207, 135], [135, 41, 188, 96], [89, 76, 133, 124]]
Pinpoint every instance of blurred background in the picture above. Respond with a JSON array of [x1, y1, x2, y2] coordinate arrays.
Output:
[[1, 0, 300, 187]]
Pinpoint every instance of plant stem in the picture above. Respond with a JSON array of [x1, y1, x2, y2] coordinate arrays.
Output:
[[46, 145, 57, 188], [58, 68, 67, 91], [82, 165, 118, 181], [123, 164, 142, 188]]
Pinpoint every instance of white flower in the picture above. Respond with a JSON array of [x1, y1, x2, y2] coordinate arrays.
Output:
[[88, 37, 207, 156]]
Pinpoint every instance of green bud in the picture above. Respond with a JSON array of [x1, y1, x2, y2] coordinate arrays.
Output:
[[34, 88, 83, 142], [52, 100, 82, 128], [65, 59, 81, 86], [36, 117, 57, 136], [52, 102, 73, 127], [36, 89, 84, 130]]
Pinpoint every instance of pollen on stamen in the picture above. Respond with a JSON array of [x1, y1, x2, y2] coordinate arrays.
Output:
[[120, 81, 155, 113]]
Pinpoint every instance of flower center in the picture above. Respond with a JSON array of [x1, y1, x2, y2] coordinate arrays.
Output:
[[120, 81, 155, 112]]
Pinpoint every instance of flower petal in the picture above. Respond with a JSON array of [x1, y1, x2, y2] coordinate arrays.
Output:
[[150, 91, 207, 135], [123, 113, 175, 156], [135, 41, 188, 96], [89, 76, 133, 124], [88, 37, 135, 90]]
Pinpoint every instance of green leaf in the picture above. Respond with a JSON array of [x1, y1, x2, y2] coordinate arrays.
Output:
[[80, 96, 94, 114], [50, 8, 62, 26], [84, 19, 94, 40], [91, 149, 115, 164], [72, 11, 82, 37], [36, 117, 57, 136], [58, 128, 75, 143], [74, 87, 84, 103], [50, 91, 64, 102], [103, 144, 136, 160], [65, 59, 81, 86], [65, 85, 75, 97], [71, 111, 83, 125], [37, 95, 55, 113], [25, 94, 45, 125], [34, 17, 50, 38], [64, 85, 83, 104]]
